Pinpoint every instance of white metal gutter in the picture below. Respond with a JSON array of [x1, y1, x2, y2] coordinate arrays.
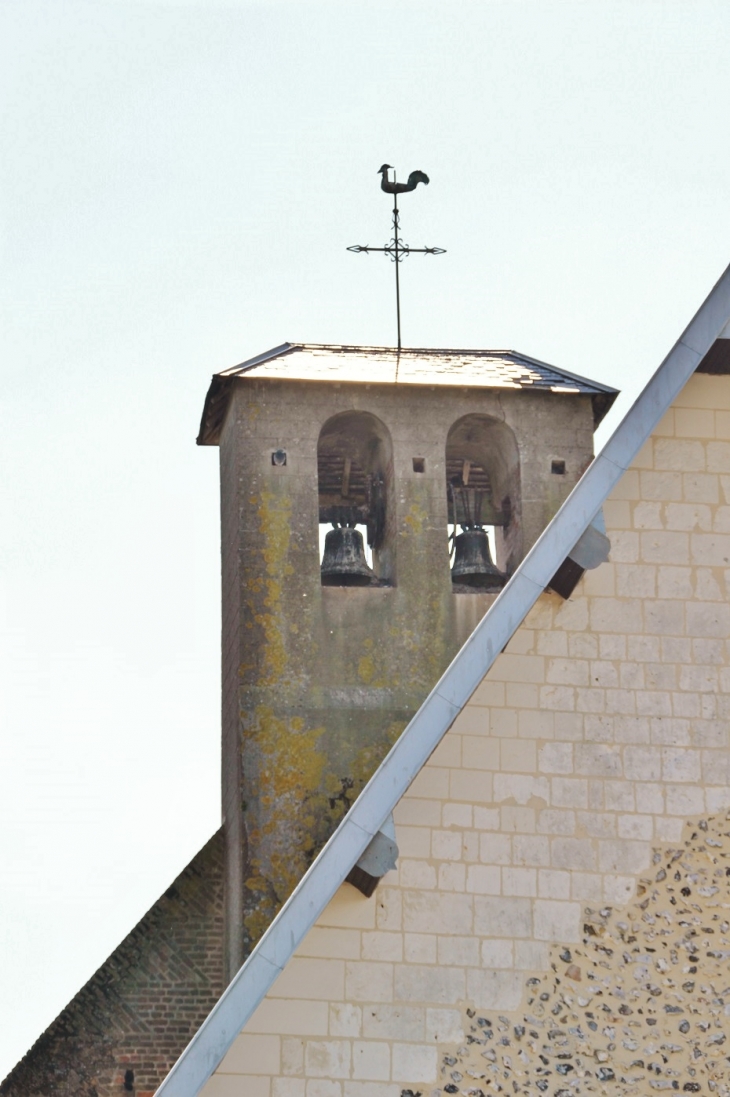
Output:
[[156, 261, 730, 1097]]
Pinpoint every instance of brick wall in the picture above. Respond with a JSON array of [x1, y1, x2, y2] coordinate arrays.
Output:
[[1, 831, 224, 1097], [200, 371, 730, 1097]]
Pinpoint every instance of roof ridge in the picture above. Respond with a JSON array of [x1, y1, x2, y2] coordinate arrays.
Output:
[[217, 342, 296, 376]]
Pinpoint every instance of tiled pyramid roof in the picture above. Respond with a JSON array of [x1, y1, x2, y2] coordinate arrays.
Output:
[[197, 343, 618, 444]]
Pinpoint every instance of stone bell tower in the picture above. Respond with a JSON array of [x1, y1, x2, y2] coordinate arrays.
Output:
[[197, 343, 616, 974]]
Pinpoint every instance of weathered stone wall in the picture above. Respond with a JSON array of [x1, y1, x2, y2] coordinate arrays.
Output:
[[200, 371, 730, 1097], [442, 809, 730, 1096], [1, 832, 224, 1097], [219, 376, 596, 970], [219, 402, 247, 974]]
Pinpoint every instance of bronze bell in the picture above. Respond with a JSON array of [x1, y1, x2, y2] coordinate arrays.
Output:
[[321, 526, 375, 586], [451, 528, 505, 589]]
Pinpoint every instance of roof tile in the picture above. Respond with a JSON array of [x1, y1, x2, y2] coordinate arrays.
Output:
[[219, 343, 615, 395]]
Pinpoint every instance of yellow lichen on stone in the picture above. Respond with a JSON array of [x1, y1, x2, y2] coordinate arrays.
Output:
[[256, 490, 293, 686], [358, 654, 375, 684], [404, 501, 428, 534], [349, 721, 405, 798], [243, 704, 327, 941], [356, 639, 389, 688]]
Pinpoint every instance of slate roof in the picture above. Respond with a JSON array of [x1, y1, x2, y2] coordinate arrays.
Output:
[[197, 343, 618, 444], [160, 266, 730, 1097]]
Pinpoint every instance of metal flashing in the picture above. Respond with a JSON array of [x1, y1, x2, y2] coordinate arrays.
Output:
[[163, 261, 730, 1097]]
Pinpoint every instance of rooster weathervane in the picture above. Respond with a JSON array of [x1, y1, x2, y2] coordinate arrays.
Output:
[[348, 165, 446, 351]]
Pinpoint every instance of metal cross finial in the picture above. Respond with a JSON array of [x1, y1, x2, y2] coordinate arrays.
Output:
[[347, 165, 446, 352]]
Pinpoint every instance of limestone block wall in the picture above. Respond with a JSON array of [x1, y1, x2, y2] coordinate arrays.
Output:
[[202, 373, 729, 1097]]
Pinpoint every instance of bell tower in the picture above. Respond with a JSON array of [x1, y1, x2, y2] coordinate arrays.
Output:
[[197, 343, 616, 975]]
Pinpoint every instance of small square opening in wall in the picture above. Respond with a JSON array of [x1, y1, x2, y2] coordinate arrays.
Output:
[[412, 457, 426, 473], [551, 459, 566, 475], [271, 449, 287, 467]]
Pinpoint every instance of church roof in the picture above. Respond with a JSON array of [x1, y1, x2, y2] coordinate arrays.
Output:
[[197, 343, 618, 444], [160, 273, 730, 1097]]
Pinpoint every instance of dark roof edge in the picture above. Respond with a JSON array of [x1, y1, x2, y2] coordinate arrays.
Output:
[[505, 349, 618, 395], [509, 351, 618, 428], [197, 344, 297, 446], [696, 336, 730, 375], [590, 389, 618, 428]]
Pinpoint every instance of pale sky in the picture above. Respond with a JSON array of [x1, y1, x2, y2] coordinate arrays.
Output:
[[2, 0, 730, 1079]]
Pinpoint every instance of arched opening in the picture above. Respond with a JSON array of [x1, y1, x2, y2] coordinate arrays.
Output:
[[317, 411, 394, 586], [446, 414, 521, 588]]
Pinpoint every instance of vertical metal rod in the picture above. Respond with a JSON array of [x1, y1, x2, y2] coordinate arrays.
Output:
[[393, 192, 401, 351], [390, 168, 401, 348], [346, 166, 443, 353]]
